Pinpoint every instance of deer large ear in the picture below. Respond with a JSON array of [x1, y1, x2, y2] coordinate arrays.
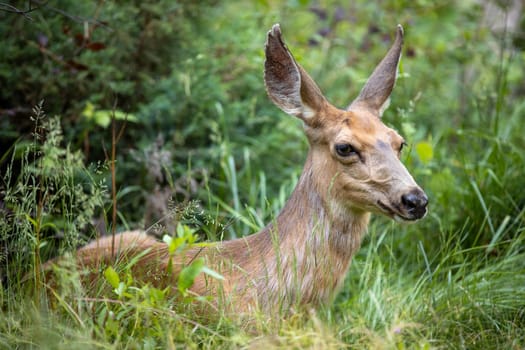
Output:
[[349, 25, 404, 117], [264, 24, 326, 125]]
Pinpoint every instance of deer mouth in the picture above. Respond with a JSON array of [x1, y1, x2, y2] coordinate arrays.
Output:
[[377, 200, 421, 222]]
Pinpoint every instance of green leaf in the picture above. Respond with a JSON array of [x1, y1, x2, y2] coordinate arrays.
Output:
[[95, 110, 138, 126], [176, 223, 186, 238], [24, 214, 38, 229], [104, 266, 120, 289], [93, 111, 111, 128], [202, 266, 224, 281], [81, 102, 137, 128], [166, 258, 173, 275], [40, 222, 58, 232], [167, 236, 186, 255], [178, 258, 205, 294], [81, 102, 95, 119], [162, 234, 172, 246], [115, 282, 126, 297], [415, 141, 434, 164]]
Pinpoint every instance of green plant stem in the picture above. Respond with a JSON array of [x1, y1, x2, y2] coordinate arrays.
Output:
[[111, 116, 117, 259]]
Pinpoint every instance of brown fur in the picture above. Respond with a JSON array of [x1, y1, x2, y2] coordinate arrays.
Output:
[[46, 24, 427, 317]]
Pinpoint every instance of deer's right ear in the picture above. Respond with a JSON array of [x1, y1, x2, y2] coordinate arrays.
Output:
[[264, 24, 326, 124]]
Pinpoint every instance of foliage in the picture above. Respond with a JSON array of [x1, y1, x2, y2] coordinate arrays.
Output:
[[0, 102, 107, 291], [1, 0, 525, 348]]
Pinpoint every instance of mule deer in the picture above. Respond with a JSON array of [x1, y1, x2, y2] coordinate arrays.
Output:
[[53, 24, 428, 316]]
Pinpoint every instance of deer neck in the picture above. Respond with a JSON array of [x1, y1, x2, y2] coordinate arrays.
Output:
[[247, 153, 371, 308]]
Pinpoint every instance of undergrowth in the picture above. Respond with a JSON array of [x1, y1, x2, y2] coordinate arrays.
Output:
[[1, 98, 524, 349]]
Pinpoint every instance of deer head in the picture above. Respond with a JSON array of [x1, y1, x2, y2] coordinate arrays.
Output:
[[264, 24, 428, 223]]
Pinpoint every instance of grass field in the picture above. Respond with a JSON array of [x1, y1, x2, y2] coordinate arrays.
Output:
[[1, 1, 524, 349]]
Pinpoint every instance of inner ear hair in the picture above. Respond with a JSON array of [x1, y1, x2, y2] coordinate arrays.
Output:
[[264, 24, 327, 124]]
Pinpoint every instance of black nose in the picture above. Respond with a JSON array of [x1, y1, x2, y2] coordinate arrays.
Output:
[[401, 189, 428, 218]]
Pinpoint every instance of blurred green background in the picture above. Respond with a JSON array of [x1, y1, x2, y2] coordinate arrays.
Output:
[[2, 0, 524, 246]]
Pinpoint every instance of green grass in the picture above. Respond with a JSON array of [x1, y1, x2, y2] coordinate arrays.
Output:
[[1, 221, 524, 349], [1, 114, 524, 348]]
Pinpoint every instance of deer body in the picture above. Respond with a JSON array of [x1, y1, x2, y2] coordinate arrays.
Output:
[[64, 24, 428, 316]]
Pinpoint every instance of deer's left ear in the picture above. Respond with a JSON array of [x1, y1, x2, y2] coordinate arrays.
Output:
[[349, 25, 404, 117]]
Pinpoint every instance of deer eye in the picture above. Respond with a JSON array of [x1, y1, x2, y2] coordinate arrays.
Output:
[[399, 141, 407, 153], [335, 144, 358, 157]]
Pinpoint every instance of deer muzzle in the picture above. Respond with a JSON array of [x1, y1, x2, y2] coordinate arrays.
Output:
[[400, 188, 428, 220]]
